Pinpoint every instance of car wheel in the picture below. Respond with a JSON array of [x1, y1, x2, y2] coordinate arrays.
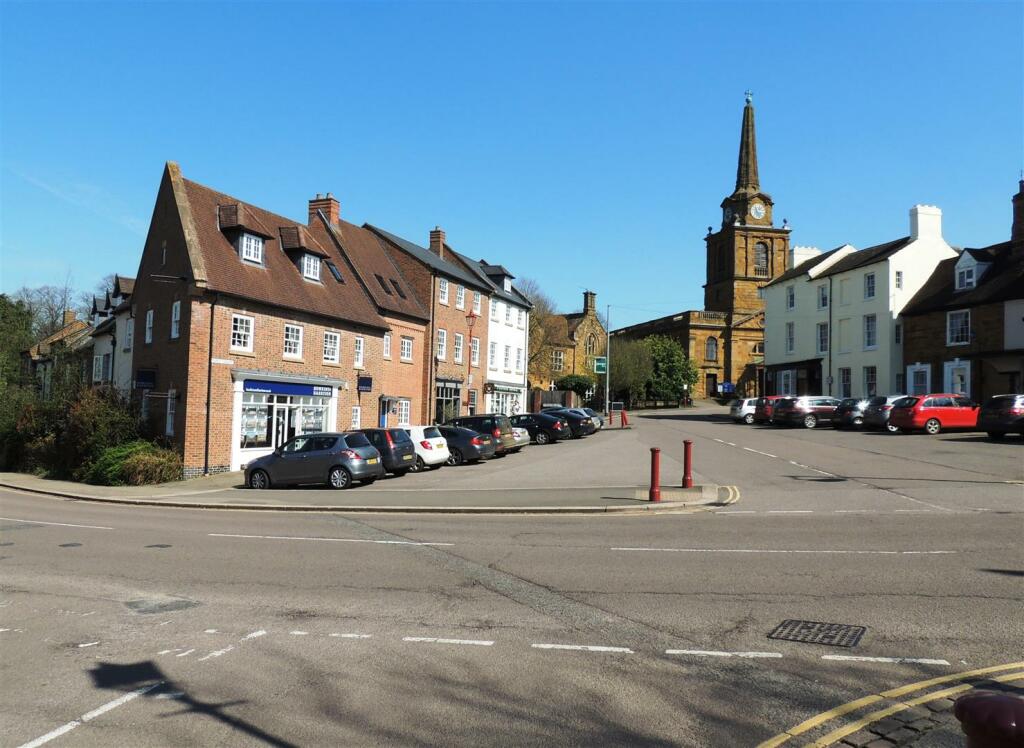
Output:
[[410, 456, 426, 473], [248, 469, 270, 490], [536, 431, 550, 445], [803, 414, 818, 429], [743, 414, 755, 424], [987, 431, 1005, 440], [924, 418, 942, 435], [328, 466, 351, 490], [447, 449, 464, 466], [885, 423, 899, 433]]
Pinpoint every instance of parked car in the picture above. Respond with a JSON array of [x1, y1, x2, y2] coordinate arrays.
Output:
[[753, 396, 787, 424], [404, 425, 450, 472], [862, 395, 907, 432], [245, 432, 384, 490], [976, 394, 1024, 439], [889, 394, 980, 435], [773, 396, 841, 429], [729, 397, 758, 424], [835, 398, 870, 429], [544, 408, 597, 438], [447, 414, 516, 455], [436, 425, 497, 465], [581, 408, 605, 430], [509, 412, 568, 445], [357, 427, 417, 475], [510, 427, 531, 452]]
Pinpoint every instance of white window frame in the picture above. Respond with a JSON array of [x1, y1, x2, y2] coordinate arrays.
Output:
[[786, 286, 795, 310], [785, 321, 795, 354], [515, 347, 523, 373], [473, 293, 482, 314], [302, 253, 321, 281], [864, 272, 876, 299], [400, 336, 413, 362], [490, 299, 498, 317], [863, 366, 877, 397], [817, 284, 828, 309], [397, 399, 411, 427], [350, 405, 361, 429], [165, 389, 176, 437], [455, 285, 465, 310], [453, 332, 464, 363], [170, 300, 181, 339], [230, 314, 254, 352], [552, 350, 564, 372], [283, 324, 303, 359], [124, 318, 134, 351], [895, 271, 904, 290], [946, 310, 970, 346], [503, 345, 511, 371], [383, 332, 392, 359], [323, 331, 340, 364], [354, 336, 365, 368], [470, 337, 480, 366], [517, 309, 525, 328], [241, 233, 264, 264], [816, 322, 829, 354], [505, 305, 512, 325], [92, 355, 103, 383], [145, 309, 154, 344], [907, 364, 930, 395], [489, 342, 497, 369], [439, 278, 449, 305], [956, 268, 975, 290], [838, 367, 852, 398], [863, 314, 877, 350], [436, 329, 447, 360]]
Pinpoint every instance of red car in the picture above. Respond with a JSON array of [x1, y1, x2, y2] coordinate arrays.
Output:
[[753, 396, 788, 424], [888, 394, 980, 435]]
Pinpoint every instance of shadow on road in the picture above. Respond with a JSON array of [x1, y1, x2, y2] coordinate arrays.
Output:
[[978, 568, 1024, 577]]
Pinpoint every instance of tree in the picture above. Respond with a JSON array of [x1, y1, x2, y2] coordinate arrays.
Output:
[[609, 338, 652, 406], [13, 279, 78, 339], [646, 335, 696, 402], [75, 273, 118, 318], [516, 277, 564, 375], [0, 295, 35, 388], [554, 374, 595, 400]]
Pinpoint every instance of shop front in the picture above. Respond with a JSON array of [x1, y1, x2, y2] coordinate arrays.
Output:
[[435, 378, 463, 423], [230, 371, 340, 471], [485, 382, 526, 416]]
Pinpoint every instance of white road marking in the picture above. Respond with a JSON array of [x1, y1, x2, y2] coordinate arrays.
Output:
[[743, 447, 777, 458], [241, 630, 266, 640], [531, 643, 633, 653], [0, 516, 113, 530], [77, 642, 99, 648], [402, 637, 494, 646], [666, 649, 782, 659], [17, 682, 164, 748], [835, 510, 876, 514], [330, 633, 372, 639], [612, 547, 957, 555], [724, 441, 737, 447], [175, 649, 195, 657], [893, 509, 931, 513], [713, 438, 725, 443], [154, 692, 185, 700], [822, 655, 950, 666], [290, 631, 309, 636], [767, 510, 813, 514], [204, 629, 218, 633], [715, 510, 756, 514], [197, 645, 234, 661], [209, 533, 453, 547]]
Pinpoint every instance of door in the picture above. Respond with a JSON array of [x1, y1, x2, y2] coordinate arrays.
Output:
[[378, 400, 388, 428], [944, 361, 971, 399], [273, 403, 298, 449], [705, 373, 717, 397]]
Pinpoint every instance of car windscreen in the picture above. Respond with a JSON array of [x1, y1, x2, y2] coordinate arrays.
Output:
[[343, 433, 372, 448], [892, 397, 918, 408], [840, 399, 858, 407], [423, 426, 442, 439], [867, 397, 888, 406], [388, 429, 412, 443]]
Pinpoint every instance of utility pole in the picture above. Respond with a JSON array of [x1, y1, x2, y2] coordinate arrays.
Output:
[[604, 304, 611, 416]]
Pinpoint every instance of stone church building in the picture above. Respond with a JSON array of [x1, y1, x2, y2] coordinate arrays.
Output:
[[610, 94, 791, 399]]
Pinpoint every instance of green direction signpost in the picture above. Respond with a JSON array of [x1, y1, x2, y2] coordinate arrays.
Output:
[[593, 356, 607, 374]]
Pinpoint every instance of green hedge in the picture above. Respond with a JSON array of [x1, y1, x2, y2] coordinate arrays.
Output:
[[120, 449, 182, 485], [85, 441, 156, 485]]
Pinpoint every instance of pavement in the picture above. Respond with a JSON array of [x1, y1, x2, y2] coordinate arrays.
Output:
[[2, 403, 1021, 747]]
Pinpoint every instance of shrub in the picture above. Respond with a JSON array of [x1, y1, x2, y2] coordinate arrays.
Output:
[[85, 441, 156, 485], [554, 374, 596, 400], [120, 448, 183, 485], [56, 388, 142, 480]]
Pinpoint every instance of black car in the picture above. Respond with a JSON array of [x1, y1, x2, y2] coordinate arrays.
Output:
[[544, 408, 597, 438], [835, 398, 870, 429], [436, 425, 497, 465], [863, 395, 906, 432], [509, 412, 567, 445], [357, 428, 417, 475], [447, 414, 516, 455], [977, 394, 1024, 439], [244, 432, 384, 490]]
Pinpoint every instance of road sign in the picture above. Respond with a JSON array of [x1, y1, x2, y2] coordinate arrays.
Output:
[[593, 356, 607, 374]]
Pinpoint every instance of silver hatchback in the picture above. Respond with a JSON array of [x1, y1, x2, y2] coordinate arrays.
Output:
[[245, 432, 385, 490]]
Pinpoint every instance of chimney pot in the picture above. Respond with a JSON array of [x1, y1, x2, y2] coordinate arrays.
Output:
[[583, 290, 597, 313], [429, 226, 446, 258], [308, 193, 340, 225]]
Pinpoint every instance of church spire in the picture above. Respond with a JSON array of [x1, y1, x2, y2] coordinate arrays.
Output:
[[733, 91, 760, 197]]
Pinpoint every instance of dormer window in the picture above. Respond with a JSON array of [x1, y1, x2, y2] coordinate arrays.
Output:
[[956, 267, 975, 290], [241, 233, 264, 264], [301, 254, 320, 281], [503, 278, 512, 292]]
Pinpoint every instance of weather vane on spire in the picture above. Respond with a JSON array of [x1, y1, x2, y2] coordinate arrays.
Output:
[[745, 90, 753, 103]]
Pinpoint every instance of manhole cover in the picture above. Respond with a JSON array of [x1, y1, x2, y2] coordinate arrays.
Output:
[[768, 619, 866, 648], [125, 596, 199, 614]]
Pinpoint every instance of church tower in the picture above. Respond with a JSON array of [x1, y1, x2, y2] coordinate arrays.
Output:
[[703, 93, 790, 314]]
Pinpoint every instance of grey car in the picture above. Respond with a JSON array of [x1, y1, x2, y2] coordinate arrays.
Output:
[[358, 428, 418, 476], [863, 395, 907, 432], [245, 432, 384, 490], [436, 425, 497, 465]]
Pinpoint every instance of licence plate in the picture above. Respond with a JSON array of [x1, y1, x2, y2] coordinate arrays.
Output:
[[403, 454, 413, 460], [367, 458, 379, 464]]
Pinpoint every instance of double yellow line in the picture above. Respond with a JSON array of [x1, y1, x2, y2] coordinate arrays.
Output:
[[758, 661, 1024, 747]]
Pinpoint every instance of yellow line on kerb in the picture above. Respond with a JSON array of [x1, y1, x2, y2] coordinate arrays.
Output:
[[756, 661, 1024, 748]]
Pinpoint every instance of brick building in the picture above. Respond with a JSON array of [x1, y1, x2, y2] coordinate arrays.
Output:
[[900, 181, 1024, 399], [528, 290, 607, 391], [611, 94, 789, 399]]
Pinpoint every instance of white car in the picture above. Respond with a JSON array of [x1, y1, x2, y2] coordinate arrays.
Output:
[[511, 427, 531, 453], [730, 398, 758, 424], [404, 425, 450, 472]]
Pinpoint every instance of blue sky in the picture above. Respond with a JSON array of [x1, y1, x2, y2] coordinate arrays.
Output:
[[1, 1, 1020, 328]]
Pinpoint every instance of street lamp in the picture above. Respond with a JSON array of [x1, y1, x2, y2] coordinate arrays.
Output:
[[465, 311, 478, 413]]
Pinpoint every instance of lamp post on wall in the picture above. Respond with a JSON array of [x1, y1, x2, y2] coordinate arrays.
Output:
[[465, 310, 478, 413]]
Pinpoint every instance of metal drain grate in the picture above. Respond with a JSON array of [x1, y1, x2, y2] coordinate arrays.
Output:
[[768, 619, 866, 648]]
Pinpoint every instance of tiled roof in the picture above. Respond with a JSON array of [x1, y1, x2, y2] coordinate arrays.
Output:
[[91, 316, 116, 336], [114, 276, 135, 297], [26, 320, 92, 360], [365, 225, 493, 293], [445, 248, 533, 309], [312, 217, 429, 322], [815, 236, 913, 278], [902, 240, 1024, 315], [764, 246, 848, 287], [180, 177, 386, 331]]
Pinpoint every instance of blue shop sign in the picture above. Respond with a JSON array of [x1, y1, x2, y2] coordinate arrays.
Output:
[[721, 382, 735, 394], [357, 376, 373, 393], [244, 379, 333, 397]]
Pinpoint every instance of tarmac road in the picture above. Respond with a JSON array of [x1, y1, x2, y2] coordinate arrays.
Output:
[[2, 405, 1021, 746]]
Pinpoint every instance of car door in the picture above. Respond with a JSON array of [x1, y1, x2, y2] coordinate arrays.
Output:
[[301, 436, 337, 483], [275, 435, 314, 483], [952, 397, 978, 428]]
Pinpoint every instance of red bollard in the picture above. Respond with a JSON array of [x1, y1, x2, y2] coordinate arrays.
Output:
[[621, 410, 629, 428], [682, 440, 693, 488], [649, 448, 661, 502]]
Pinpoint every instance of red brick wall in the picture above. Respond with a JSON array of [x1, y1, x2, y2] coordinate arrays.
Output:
[[430, 276, 489, 419], [379, 314, 427, 426]]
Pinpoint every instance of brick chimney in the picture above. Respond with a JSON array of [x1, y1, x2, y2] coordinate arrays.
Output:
[[63, 309, 77, 326], [308, 193, 340, 225], [583, 290, 597, 314], [429, 226, 446, 259], [1012, 179, 1024, 243]]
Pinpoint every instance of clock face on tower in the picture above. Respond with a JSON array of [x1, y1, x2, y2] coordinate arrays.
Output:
[[750, 203, 766, 220]]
